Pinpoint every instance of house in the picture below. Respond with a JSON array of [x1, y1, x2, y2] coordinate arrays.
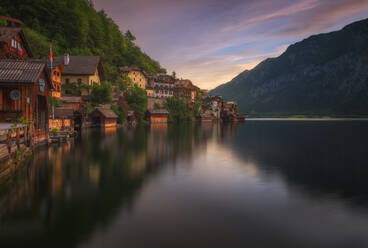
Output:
[[146, 85, 154, 97], [49, 107, 74, 130], [58, 54, 104, 96], [151, 74, 175, 98], [120, 66, 148, 89], [61, 96, 83, 112], [0, 60, 51, 142], [146, 109, 169, 124], [174, 79, 198, 102], [89, 107, 117, 128], [198, 114, 213, 122], [0, 18, 32, 60]]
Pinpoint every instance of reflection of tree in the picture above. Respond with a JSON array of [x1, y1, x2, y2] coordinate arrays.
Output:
[[0, 124, 214, 247], [224, 121, 368, 207]]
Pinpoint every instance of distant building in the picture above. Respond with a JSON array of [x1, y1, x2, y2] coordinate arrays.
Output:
[[146, 85, 154, 97], [119, 66, 148, 90], [151, 74, 175, 98], [174, 79, 199, 102], [58, 54, 104, 96], [0, 17, 32, 60]]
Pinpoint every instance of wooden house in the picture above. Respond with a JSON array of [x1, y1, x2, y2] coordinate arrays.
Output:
[[0, 17, 32, 60], [0, 60, 51, 142], [58, 54, 104, 96], [89, 107, 117, 128], [49, 107, 74, 130], [146, 109, 169, 124]]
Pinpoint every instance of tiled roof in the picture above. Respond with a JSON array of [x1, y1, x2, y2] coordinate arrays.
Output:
[[119, 66, 141, 73], [54, 107, 74, 119], [57, 56, 101, 75], [0, 60, 45, 83], [95, 107, 118, 119], [0, 16, 23, 25], [0, 27, 21, 43], [149, 109, 169, 115], [61, 96, 82, 103]]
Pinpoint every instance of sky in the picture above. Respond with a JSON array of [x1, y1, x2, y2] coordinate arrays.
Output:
[[94, 0, 368, 89]]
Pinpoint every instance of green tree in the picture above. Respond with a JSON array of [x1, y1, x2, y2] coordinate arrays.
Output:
[[125, 85, 147, 122], [90, 81, 112, 106], [111, 104, 126, 124], [165, 97, 193, 122]]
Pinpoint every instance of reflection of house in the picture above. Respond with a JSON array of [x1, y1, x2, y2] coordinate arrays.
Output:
[[0, 17, 32, 60], [146, 109, 169, 124], [174, 79, 198, 102], [119, 66, 148, 89], [151, 74, 175, 98], [58, 54, 104, 96], [0, 60, 51, 141], [90, 107, 117, 127], [61, 96, 83, 111]]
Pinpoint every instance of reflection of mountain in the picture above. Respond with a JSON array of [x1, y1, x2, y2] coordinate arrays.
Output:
[[0, 125, 213, 248], [223, 121, 368, 207]]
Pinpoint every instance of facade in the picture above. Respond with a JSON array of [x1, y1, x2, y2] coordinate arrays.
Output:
[[0, 22, 32, 60], [48, 61, 64, 99], [120, 66, 148, 89], [0, 60, 51, 141], [49, 107, 74, 130], [146, 109, 169, 124], [146, 85, 154, 97], [151, 74, 175, 98], [174, 79, 198, 102], [58, 54, 104, 96], [90, 107, 118, 128]]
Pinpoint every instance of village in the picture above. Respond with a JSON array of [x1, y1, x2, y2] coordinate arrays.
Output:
[[0, 16, 243, 163]]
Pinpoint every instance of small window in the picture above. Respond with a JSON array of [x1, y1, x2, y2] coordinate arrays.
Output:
[[65, 78, 70, 84], [11, 39, 16, 48], [77, 79, 82, 85]]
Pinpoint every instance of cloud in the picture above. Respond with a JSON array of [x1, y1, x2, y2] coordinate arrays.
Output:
[[94, 0, 368, 89]]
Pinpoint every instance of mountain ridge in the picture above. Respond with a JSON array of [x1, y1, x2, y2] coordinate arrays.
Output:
[[210, 18, 368, 116]]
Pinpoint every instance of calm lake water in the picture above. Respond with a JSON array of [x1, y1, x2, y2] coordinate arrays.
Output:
[[1, 121, 368, 248]]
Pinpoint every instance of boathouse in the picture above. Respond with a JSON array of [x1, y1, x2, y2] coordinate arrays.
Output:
[[61, 96, 83, 111], [90, 107, 117, 128], [49, 107, 74, 131], [146, 109, 169, 124], [0, 60, 51, 142]]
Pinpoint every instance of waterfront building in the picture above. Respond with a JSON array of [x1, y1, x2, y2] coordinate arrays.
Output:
[[119, 66, 148, 89], [0, 17, 32, 60], [61, 96, 83, 112], [146, 109, 169, 123], [0, 60, 51, 142], [90, 107, 118, 128], [58, 54, 104, 96]]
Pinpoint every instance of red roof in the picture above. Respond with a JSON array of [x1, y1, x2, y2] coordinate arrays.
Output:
[[0, 16, 23, 25]]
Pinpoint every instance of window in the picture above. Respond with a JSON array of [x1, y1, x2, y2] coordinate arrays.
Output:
[[65, 78, 70, 84], [11, 39, 17, 48], [77, 79, 82, 86], [17, 42, 22, 51]]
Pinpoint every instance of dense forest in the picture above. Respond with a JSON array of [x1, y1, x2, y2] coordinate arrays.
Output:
[[210, 18, 368, 117], [0, 0, 166, 82]]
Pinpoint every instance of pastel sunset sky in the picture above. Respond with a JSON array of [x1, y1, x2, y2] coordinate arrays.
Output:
[[94, 0, 368, 89]]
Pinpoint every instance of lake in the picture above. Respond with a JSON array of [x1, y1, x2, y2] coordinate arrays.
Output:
[[1, 121, 368, 248]]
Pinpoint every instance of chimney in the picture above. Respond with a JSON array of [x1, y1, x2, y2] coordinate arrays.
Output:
[[64, 53, 70, 66]]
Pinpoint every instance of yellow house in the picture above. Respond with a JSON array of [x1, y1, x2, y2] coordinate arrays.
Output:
[[59, 54, 104, 96], [146, 85, 154, 97], [119, 66, 148, 90]]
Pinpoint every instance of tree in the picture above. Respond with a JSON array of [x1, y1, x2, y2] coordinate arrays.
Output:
[[90, 81, 112, 106], [125, 85, 147, 122], [125, 30, 136, 42], [165, 97, 193, 122], [172, 71, 176, 79], [111, 104, 126, 124]]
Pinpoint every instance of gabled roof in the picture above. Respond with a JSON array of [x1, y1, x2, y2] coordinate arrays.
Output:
[[54, 107, 74, 119], [61, 96, 82, 103], [0, 27, 33, 57], [0, 16, 23, 26], [94, 107, 118, 119], [149, 109, 169, 115], [119, 66, 141, 73], [57, 56, 102, 76], [0, 60, 46, 84]]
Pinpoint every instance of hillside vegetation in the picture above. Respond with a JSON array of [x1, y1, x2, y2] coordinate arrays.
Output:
[[210, 18, 368, 117], [0, 0, 166, 82]]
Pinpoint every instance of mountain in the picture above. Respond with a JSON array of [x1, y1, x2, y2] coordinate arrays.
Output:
[[0, 0, 166, 82], [210, 18, 368, 117]]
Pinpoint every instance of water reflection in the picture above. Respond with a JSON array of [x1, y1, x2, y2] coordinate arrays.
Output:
[[0, 121, 367, 248]]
